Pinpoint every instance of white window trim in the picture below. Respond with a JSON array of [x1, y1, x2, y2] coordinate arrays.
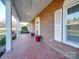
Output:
[[35, 17, 40, 35], [63, 0, 79, 48], [54, 8, 63, 42]]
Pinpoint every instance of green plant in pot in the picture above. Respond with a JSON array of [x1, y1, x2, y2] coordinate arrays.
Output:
[[35, 35, 42, 42]]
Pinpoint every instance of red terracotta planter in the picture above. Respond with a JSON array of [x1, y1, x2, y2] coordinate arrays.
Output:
[[31, 33, 35, 37], [35, 35, 42, 42]]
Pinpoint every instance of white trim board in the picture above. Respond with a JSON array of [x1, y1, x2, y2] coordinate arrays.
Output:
[[54, 8, 63, 42], [35, 17, 40, 35]]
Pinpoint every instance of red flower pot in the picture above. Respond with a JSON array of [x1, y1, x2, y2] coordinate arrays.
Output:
[[31, 33, 35, 37], [35, 35, 42, 42]]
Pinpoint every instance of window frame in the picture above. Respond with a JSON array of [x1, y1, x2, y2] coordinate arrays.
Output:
[[63, 1, 79, 48]]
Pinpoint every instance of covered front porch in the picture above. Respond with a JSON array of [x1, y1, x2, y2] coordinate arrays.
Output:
[[0, 0, 79, 59]]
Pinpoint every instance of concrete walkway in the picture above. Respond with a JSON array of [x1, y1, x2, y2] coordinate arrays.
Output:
[[1, 34, 69, 59]]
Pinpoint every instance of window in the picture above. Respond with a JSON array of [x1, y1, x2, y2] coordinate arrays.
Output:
[[66, 4, 79, 43]]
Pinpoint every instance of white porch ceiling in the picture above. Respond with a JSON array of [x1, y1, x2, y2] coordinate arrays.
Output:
[[12, 0, 53, 22]]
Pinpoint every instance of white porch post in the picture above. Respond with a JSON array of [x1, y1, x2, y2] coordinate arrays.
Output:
[[16, 18, 19, 38], [6, 0, 12, 51]]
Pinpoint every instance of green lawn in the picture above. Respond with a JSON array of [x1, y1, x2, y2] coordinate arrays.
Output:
[[0, 28, 6, 39], [0, 28, 6, 33]]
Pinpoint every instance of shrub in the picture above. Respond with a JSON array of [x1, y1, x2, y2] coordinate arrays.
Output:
[[12, 31, 16, 40], [12, 35, 16, 40], [21, 26, 28, 31], [0, 35, 16, 46], [0, 37, 6, 46], [21, 26, 29, 34]]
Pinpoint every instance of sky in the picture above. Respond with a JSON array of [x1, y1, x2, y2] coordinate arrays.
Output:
[[0, 1, 16, 22], [0, 1, 5, 22], [68, 12, 79, 20]]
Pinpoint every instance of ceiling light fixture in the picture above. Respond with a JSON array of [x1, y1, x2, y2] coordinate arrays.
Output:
[[27, 12, 31, 15]]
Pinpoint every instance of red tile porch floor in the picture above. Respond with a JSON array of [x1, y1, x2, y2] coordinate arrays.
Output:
[[1, 34, 69, 59]]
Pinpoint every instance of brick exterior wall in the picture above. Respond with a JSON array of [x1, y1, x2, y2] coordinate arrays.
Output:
[[36, 0, 64, 42], [31, 0, 79, 58], [31, 0, 64, 42]]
